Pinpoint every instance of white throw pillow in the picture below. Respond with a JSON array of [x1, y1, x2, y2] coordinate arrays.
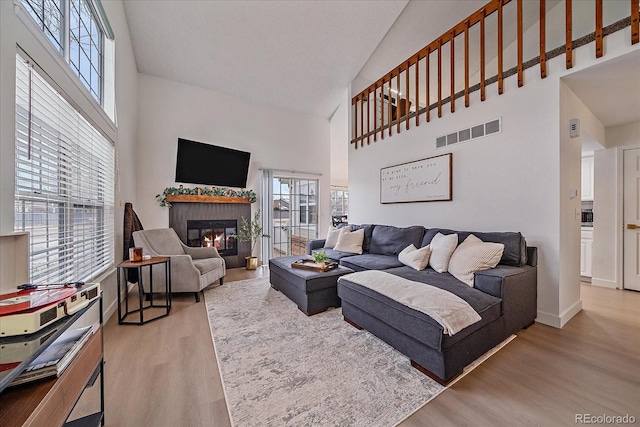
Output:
[[333, 227, 365, 254], [398, 244, 432, 271], [324, 226, 342, 248], [428, 232, 458, 273], [448, 234, 505, 286]]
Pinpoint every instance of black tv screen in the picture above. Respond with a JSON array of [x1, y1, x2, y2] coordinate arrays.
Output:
[[175, 138, 251, 188]]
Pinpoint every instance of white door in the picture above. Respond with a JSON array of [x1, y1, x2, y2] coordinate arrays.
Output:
[[623, 148, 640, 291]]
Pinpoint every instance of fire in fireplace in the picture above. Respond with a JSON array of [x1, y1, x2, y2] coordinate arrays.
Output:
[[186, 219, 238, 256]]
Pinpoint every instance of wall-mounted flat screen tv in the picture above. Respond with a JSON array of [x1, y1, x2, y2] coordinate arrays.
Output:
[[175, 138, 251, 188]]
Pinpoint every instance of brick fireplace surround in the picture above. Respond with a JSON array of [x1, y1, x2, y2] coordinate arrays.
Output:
[[169, 200, 251, 269]]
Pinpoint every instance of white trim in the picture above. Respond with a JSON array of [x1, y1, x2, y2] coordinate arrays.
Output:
[[260, 167, 323, 178], [559, 300, 583, 328], [536, 299, 583, 329], [535, 311, 562, 328], [590, 278, 619, 289]]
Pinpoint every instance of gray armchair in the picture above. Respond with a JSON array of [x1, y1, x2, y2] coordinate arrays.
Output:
[[132, 228, 225, 302]]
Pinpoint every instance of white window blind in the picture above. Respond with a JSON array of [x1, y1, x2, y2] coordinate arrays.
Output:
[[14, 54, 115, 284]]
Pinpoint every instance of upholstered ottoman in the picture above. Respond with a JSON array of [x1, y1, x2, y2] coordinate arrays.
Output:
[[269, 256, 353, 315]]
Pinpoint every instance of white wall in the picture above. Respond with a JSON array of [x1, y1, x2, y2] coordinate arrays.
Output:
[[100, 0, 140, 319], [135, 74, 331, 240], [329, 88, 350, 187], [0, 1, 139, 318], [348, 15, 639, 327], [349, 64, 562, 325], [557, 82, 605, 323]]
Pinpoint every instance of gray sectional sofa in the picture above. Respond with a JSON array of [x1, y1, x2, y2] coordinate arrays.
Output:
[[307, 224, 537, 384]]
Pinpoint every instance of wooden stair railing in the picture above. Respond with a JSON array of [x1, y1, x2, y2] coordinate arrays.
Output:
[[351, 0, 638, 149]]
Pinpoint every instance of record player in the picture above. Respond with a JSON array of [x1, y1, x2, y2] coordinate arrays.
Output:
[[0, 283, 100, 337]]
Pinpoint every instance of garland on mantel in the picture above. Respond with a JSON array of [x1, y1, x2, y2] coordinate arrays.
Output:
[[156, 186, 257, 207]]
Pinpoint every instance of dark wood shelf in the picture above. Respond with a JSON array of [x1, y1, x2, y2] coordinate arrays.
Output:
[[0, 296, 104, 427]]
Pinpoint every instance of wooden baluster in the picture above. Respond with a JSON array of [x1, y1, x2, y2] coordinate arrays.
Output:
[[517, 0, 524, 87], [540, 0, 547, 78], [426, 48, 430, 122], [633, 0, 640, 45], [396, 69, 401, 134], [438, 40, 442, 118], [415, 55, 420, 126], [360, 95, 364, 147], [480, 11, 486, 101], [450, 32, 455, 113], [566, 0, 573, 69], [366, 89, 371, 145], [405, 61, 410, 130], [352, 97, 358, 148], [373, 83, 377, 142], [388, 79, 393, 137], [595, 0, 603, 58], [464, 21, 469, 108], [498, 0, 504, 95], [381, 80, 385, 140]]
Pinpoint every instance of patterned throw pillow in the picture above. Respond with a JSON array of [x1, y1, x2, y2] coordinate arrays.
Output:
[[448, 234, 504, 286]]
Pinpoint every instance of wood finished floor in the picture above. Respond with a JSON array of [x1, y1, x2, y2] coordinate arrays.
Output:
[[103, 270, 639, 426]]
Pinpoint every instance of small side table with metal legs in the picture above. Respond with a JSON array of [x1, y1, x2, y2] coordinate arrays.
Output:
[[117, 257, 171, 325]]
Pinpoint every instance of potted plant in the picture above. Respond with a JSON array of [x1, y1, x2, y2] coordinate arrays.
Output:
[[237, 209, 270, 270], [312, 250, 330, 269]]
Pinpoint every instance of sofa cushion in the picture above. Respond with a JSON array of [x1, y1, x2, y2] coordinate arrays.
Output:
[[338, 266, 502, 350], [422, 228, 526, 267], [350, 224, 374, 253], [339, 254, 404, 272], [448, 234, 504, 286], [369, 225, 425, 256], [334, 228, 365, 254], [193, 257, 224, 275], [398, 244, 431, 271], [428, 232, 458, 273]]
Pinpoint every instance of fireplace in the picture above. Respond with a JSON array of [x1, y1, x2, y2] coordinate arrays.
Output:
[[170, 202, 250, 268], [186, 219, 238, 256]]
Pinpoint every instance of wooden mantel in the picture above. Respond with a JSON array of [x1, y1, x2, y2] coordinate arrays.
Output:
[[166, 195, 250, 204]]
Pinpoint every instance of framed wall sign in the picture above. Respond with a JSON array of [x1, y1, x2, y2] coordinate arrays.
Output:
[[380, 153, 452, 203]]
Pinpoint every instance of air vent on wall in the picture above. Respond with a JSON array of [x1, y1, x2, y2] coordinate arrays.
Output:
[[436, 118, 502, 148]]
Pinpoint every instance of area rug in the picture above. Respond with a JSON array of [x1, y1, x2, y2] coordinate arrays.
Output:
[[204, 277, 514, 427]]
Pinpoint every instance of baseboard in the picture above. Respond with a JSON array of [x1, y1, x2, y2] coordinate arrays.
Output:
[[590, 278, 619, 289], [535, 311, 561, 328], [104, 282, 136, 323], [559, 300, 582, 328], [536, 299, 582, 328]]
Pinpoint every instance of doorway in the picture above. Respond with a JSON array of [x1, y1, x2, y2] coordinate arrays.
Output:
[[271, 176, 319, 258], [623, 148, 640, 291]]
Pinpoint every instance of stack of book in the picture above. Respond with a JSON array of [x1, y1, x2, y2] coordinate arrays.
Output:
[[9, 325, 95, 386]]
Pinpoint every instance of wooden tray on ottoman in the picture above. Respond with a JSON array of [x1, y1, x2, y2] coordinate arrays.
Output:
[[290, 259, 339, 272]]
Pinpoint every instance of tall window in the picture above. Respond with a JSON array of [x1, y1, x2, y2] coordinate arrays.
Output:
[[21, 0, 106, 103], [330, 188, 348, 215], [14, 54, 115, 284]]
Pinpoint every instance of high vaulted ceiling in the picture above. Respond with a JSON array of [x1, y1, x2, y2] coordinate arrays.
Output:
[[123, 1, 639, 128], [123, 0, 409, 119]]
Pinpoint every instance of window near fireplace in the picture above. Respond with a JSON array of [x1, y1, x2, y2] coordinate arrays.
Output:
[[186, 220, 238, 257]]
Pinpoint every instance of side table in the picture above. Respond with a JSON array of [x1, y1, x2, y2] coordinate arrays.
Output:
[[117, 257, 171, 325]]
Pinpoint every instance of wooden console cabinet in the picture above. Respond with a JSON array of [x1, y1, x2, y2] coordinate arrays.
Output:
[[0, 295, 104, 427]]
